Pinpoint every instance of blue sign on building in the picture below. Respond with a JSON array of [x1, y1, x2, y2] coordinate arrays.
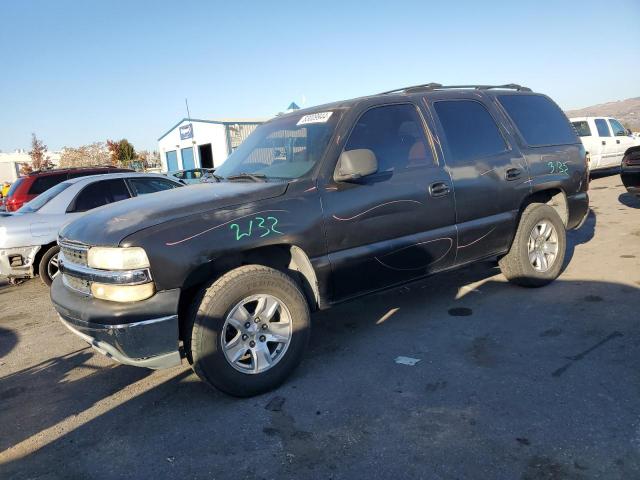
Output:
[[179, 123, 193, 140]]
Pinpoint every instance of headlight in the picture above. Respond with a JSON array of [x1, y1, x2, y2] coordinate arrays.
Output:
[[87, 247, 150, 270], [91, 282, 155, 302]]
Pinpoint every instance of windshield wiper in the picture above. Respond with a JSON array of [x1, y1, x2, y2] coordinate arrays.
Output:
[[225, 173, 267, 182]]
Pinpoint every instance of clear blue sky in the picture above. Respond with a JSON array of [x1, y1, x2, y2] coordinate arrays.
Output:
[[1, 0, 638, 152]]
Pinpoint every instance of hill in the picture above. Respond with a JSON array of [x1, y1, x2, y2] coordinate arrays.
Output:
[[565, 97, 640, 131]]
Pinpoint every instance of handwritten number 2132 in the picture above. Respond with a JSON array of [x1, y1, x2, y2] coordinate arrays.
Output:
[[230, 216, 283, 241]]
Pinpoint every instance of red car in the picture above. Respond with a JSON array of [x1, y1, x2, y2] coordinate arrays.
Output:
[[4, 166, 132, 212]]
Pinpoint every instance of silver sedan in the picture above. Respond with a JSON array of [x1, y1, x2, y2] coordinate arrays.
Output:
[[0, 172, 182, 285]]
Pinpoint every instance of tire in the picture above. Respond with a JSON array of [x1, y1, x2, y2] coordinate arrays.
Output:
[[38, 245, 60, 286], [190, 265, 311, 397], [499, 203, 566, 287]]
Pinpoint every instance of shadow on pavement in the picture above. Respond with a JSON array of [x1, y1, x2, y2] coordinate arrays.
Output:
[[563, 208, 596, 268], [2, 267, 639, 479], [0, 348, 152, 453], [618, 192, 640, 209], [0, 326, 18, 359]]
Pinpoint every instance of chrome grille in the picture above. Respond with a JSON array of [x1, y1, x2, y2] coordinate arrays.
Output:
[[62, 273, 91, 295], [60, 242, 88, 267]]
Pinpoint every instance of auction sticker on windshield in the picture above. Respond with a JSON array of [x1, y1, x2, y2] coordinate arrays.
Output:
[[297, 112, 333, 126]]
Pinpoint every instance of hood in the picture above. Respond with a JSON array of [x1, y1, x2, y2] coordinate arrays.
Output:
[[59, 182, 289, 246]]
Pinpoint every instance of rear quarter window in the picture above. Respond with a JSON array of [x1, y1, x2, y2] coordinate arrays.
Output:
[[29, 173, 68, 195], [498, 94, 578, 147], [5, 178, 25, 197]]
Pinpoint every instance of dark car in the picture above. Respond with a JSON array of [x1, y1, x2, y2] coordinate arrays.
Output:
[[51, 83, 589, 397], [4, 166, 133, 211], [621, 149, 640, 197]]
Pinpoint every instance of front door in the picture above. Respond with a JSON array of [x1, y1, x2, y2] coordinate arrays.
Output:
[[320, 103, 457, 301], [609, 118, 633, 164]]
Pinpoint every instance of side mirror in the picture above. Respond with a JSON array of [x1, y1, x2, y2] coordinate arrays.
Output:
[[334, 149, 378, 182], [627, 129, 633, 136]]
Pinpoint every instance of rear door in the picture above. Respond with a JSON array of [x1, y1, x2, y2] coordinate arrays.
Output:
[[320, 102, 457, 301], [429, 96, 530, 265]]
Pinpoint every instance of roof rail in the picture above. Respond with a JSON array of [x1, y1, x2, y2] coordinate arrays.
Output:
[[378, 83, 531, 95]]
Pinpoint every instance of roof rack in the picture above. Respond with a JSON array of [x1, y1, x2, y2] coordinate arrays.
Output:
[[27, 165, 120, 176], [379, 83, 531, 95]]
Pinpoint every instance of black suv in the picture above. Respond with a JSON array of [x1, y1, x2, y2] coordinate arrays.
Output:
[[51, 83, 589, 397]]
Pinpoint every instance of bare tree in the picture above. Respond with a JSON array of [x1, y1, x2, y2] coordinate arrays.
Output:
[[59, 142, 111, 168]]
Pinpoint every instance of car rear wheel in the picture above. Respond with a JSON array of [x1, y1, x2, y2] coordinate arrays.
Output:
[[38, 245, 60, 286], [499, 203, 566, 287], [189, 265, 311, 397]]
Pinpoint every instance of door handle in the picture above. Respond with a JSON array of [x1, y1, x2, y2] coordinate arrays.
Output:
[[429, 182, 450, 197], [616, 139, 621, 144], [505, 167, 522, 181], [602, 140, 606, 145]]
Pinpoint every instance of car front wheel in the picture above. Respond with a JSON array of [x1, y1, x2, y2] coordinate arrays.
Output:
[[189, 265, 311, 397], [38, 245, 60, 286]]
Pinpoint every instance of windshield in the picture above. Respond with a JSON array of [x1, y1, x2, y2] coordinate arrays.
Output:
[[215, 110, 342, 180], [18, 182, 72, 213]]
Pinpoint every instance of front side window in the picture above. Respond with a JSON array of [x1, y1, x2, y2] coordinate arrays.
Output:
[[343, 104, 435, 172], [434, 100, 507, 164], [595, 119, 611, 137], [571, 121, 591, 137], [215, 110, 343, 180], [609, 119, 627, 137], [69, 179, 130, 212], [498, 94, 577, 147], [128, 177, 181, 195], [29, 174, 67, 195]]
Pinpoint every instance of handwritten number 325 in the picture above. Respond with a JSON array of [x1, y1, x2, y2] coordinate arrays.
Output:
[[230, 216, 283, 241]]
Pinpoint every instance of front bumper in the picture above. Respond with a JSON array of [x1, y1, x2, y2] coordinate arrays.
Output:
[[0, 245, 40, 278], [51, 275, 182, 369]]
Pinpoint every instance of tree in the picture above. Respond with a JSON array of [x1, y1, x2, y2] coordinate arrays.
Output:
[[106, 139, 137, 167], [22, 133, 53, 174], [59, 142, 111, 168]]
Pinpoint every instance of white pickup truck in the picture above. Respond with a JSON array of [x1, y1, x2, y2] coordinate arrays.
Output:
[[569, 116, 640, 171]]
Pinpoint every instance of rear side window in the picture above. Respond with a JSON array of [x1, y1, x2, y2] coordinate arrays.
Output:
[[29, 173, 67, 195], [498, 95, 577, 147], [571, 121, 591, 137], [595, 119, 611, 137], [433, 100, 507, 164], [128, 177, 180, 195], [69, 179, 130, 212]]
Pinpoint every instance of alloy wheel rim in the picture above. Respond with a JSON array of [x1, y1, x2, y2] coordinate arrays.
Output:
[[527, 221, 558, 272], [48, 253, 60, 280], [221, 294, 293, 374]]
